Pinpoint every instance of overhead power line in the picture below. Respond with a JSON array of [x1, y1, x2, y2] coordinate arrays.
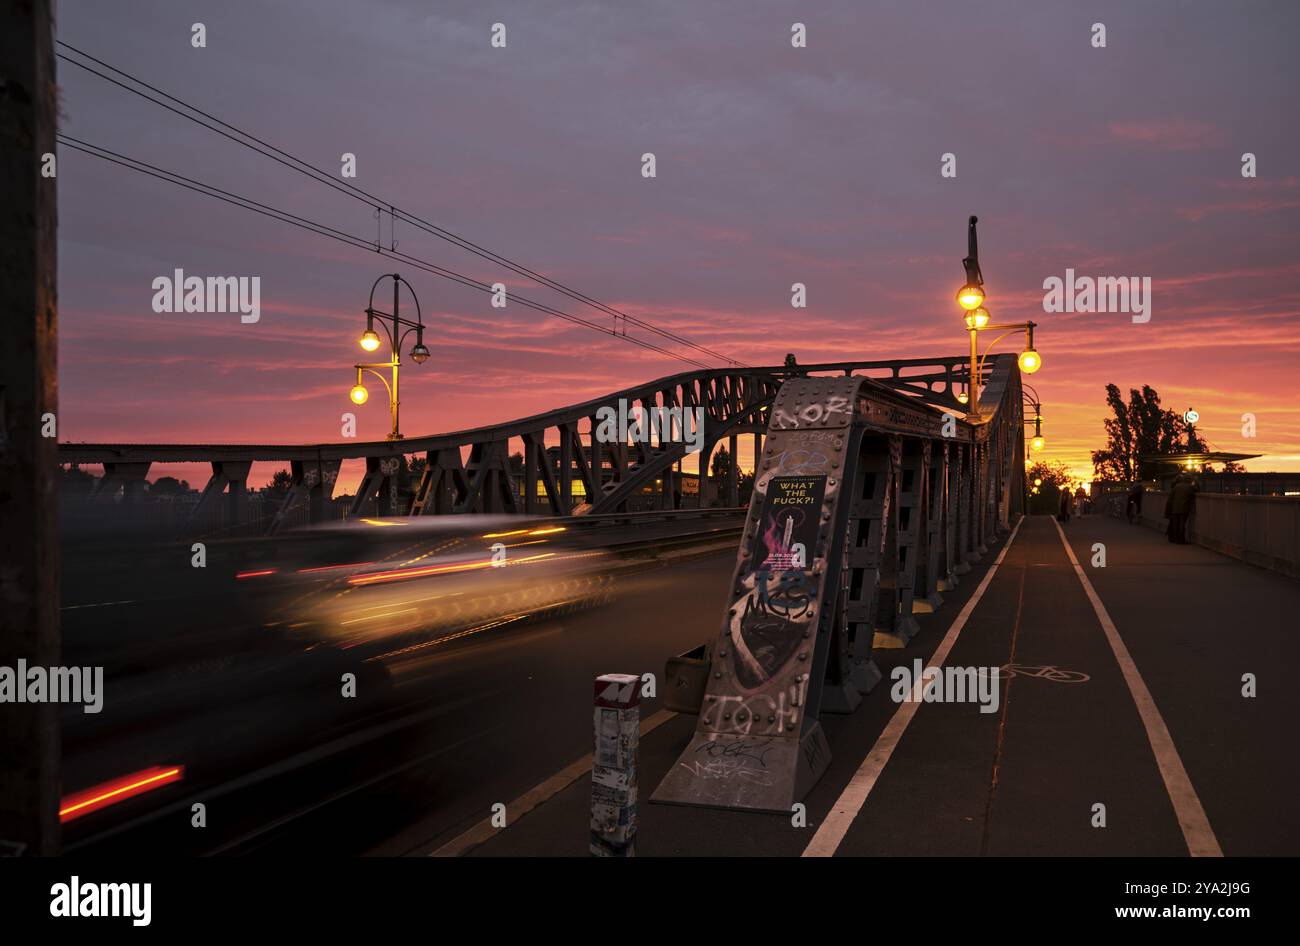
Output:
[[56, 133, 714, 370], [55, 40, 744, 368]]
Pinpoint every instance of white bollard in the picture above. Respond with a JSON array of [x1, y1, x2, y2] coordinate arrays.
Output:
[[590, 673, 640, 857]]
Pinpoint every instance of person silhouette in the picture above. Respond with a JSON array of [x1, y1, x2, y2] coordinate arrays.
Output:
[[1126, 482, 1143, 524], [1165, 472, 1197, 544], [1057, 488, 1073, 523]]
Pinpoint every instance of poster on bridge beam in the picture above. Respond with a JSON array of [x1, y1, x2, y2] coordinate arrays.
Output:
[[751, 475, 825, 572]]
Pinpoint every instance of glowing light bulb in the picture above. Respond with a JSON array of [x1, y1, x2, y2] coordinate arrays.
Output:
[[957, 283, 985, 311]]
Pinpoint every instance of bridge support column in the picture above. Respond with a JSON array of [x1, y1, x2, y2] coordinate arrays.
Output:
[[306, 459, 342, 522], [412, 447, 468, 515], [978, 443, 992, 554], [726, 433, 739, 506], [653, 376, 866, 811], [349, 455, 409, 517], [954, 442, 974, 572], [523, 431, 562, 515], [461, 441, 517, 514], [269, 458, 340, 533], [697, 437, 716, 509], [875, 437, 921, 647], [941, 442, 962, 587], [93, 461, 151, 502], [918, 440, 947, 610], [838, 434, 892, 696], [186, 460, 252, 534], [966, 443, 980, 556]]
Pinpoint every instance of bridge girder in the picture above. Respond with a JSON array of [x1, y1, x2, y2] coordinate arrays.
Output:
[[57, 355, 1015, 536], [652, 356, 1024, 812]]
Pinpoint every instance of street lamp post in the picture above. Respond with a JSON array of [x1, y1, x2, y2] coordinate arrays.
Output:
[[955, 216, 1042, 417], [348, 273, 431, 441], [956, 216, 986, 411], [1024, 387, 1045, 453]]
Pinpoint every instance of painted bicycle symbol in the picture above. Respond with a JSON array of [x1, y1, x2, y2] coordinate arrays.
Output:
[[977, 664, 1091, 683]]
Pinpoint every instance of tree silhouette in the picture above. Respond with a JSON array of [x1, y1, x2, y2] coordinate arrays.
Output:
[[710, 444, 732, 481], [1091, 384, 1196, 480], [1026, 460, 1071, 515], [150, 475, 191, 495], [265, 469, 293, 496]]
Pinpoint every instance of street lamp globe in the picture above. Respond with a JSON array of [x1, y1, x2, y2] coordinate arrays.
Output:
[[359, 329, 382, 353], [956, 391, 969, 405], [1031, 435, 1045, 451], [964, 306, 991, 331], [1018, 348, 1042, 374], [410, 342, 431, 364], [349, 384, 369, 405], [956, 283, 985, 310]]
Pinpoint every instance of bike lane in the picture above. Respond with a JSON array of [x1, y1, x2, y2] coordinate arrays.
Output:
[[1056, 514, 1300, 856], [826, 515, 1189, 855]]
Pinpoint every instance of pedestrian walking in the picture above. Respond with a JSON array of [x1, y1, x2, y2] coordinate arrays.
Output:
[[1057, 488, 1073, 523], [1126, 482, 1143, 524], [1164, 473, 1197, 544]]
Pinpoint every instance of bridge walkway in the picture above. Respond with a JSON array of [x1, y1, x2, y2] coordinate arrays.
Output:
[[445, 514, 1299, 856]]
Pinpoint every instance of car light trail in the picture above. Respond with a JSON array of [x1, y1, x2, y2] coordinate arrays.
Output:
[[298, 561, 379, 574], [347, 552, 556, 586], [59, 765, 185, 823], [340, 607, 419, 626], [236, 569, 276, 579], [367, 615, 528, 661]]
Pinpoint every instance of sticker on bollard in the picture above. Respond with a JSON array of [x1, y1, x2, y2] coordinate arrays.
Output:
[[590, 673, 639, 857]]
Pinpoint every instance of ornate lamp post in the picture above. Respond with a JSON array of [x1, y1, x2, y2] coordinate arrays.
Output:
[[348, 273, 430, 441], [956, 216, 1042, 417], [1024, 386, 1045, 452]]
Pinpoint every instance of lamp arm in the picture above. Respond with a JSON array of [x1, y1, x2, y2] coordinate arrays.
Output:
[[976, 327, 1026, 380], [398, 325, 422, 350], [358, 366, 394, 400]]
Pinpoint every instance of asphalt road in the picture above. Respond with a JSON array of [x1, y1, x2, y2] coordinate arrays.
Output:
[[60, 511, 1297, 856], [57, 517, 740, 856], [462, 514, 1300, 857]]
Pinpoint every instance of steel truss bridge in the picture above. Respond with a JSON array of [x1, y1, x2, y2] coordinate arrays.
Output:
[[60, 354, 1025, 810]]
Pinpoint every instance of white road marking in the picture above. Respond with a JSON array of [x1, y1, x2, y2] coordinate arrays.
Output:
[[1051, 518, 1223, 857], [61, 600, 134, 610], [430, 707, 677, 857], [803, 518, 1025, 857]]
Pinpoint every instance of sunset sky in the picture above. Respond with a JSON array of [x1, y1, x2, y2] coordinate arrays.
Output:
[[56, 1, 1300, 492]]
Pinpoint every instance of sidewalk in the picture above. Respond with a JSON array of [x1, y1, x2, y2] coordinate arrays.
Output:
[[442, 515, 1299, 856]]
